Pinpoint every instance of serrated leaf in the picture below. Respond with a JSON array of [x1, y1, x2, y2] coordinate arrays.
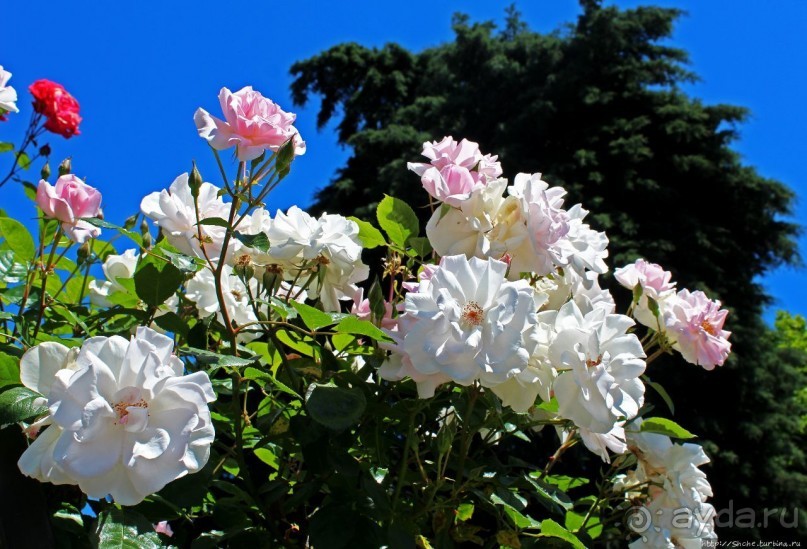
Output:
[[0, 386, 47, 427], [153, 312, 189, 337], [456, 503, 474, 522], [640, 417, 695, 439], [0, 217, 35, 260], [181, 347, 256, 368], [197, 216, 230, 228], [0, 250, 28, 283], [347, 217, 385, 249], [539, 519, 586, 549], [244, 366, 300, 398], [93, 508, 162, 549], [335, 316, 391, 341], [16, 151, 31, 170], [490, 493, 541, 530], [376, 195, 419, 247], [408, 236, 432, 258], [254, 447, 280, 470], [235, 231, 270, 253], [0, 353, 20, 389], [541, 474, 589, 492], [305, 383, 366, 431], [134, 261, 184, 307], [289, 301, 340, 331], [81, 217, 142, 246]]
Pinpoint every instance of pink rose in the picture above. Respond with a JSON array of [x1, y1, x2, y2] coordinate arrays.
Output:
[[614, 259, 675, 299], [407, 136, 502, 206], [666, 289, 731, 370], [154, 521, 173, 537], [350, 288, 397, 330], [36, 175, 102, 243], [194, 86, 306, 161]]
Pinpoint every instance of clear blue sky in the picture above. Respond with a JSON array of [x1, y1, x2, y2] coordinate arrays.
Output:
[[3, 0, 805, 321]]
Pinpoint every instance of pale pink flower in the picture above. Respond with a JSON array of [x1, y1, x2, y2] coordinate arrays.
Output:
[[615, 259, 677, 329], [666, 290, 731, 370], [194, 86, 306, 161], [36, 175, 102, 243], [407, 136, 502, 206], [402, 263, 438, 293], [154, 521, 174, 537], [350, 288, 397, 330], [614, 259, 675, 298]]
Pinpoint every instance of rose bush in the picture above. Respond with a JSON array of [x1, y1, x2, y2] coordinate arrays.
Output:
[[0, 66, 730, 548]]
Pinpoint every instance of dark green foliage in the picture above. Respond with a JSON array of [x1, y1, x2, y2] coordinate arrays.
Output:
[[291, 1, 806, 539]]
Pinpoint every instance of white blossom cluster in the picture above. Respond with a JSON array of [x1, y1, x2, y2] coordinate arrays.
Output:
[[617, 420, 717, 548]]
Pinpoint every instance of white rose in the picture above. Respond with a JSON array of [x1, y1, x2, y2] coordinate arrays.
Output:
[[17, 328, 215, 505]]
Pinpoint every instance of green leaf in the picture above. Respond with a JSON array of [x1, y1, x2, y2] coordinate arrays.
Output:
[[235, 231, 271, 253], [16, 151, 31, 170], [541, 474, 589, 492], [197, 216, 230, 228], [290, 301, 340, 331], [407, 236, 432, 258], [490, 493, 541, 529], [524, 475, 574, 514], [0, 250, 28, 283], [181, 347, 256, 369], [565, 510, 602, 538], [133, 261, 184, 307], [305, 383, 366, 430], [244, 366, 300, 398], [0, 217, 35, 260], [456, 503, 475, 522], [539, 519, 586, 549], [639, 417, 696, 439], [81, 218, 142, 246], [347, 217, 386, 249], [645, 378, 675, 415], [153, 311, 189, 337], [0, 142, 13, 153], [254, 447, 280, 470], [0, 353, 20, 389], [376, 195, 419, 247], [93, 507, 162, 549], [334, 316, 391, 341], [0, 386, 47, 427]]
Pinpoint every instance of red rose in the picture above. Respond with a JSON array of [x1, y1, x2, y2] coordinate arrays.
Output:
[[29, 79, 81, 138]]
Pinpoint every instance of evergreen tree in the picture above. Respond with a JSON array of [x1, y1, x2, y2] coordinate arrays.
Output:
[[290, 1, 805, 539]]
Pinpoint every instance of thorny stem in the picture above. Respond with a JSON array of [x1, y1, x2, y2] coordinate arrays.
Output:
[[539, 431, 578, 480]]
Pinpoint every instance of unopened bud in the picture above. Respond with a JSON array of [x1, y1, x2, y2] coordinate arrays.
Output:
[[58, 158, 72, 176], [40, 162, 50, 180], [140, 219, 152, 248], [189, 161, 203, 199], [39, 144, 51, 157], [123, 214, 138, 230], [77, 241, 91, 264], [262, 264, 283, 294]]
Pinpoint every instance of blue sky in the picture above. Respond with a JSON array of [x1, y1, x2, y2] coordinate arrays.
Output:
[[3, 0, 805, 321]]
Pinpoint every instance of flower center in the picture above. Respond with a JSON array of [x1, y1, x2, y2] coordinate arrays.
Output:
[[460, 301, 484, 327], [586, 355, 603, 368], [231, 289, 243, 301], [700, 320, 717, 336], [113, 398, 148, 426]]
